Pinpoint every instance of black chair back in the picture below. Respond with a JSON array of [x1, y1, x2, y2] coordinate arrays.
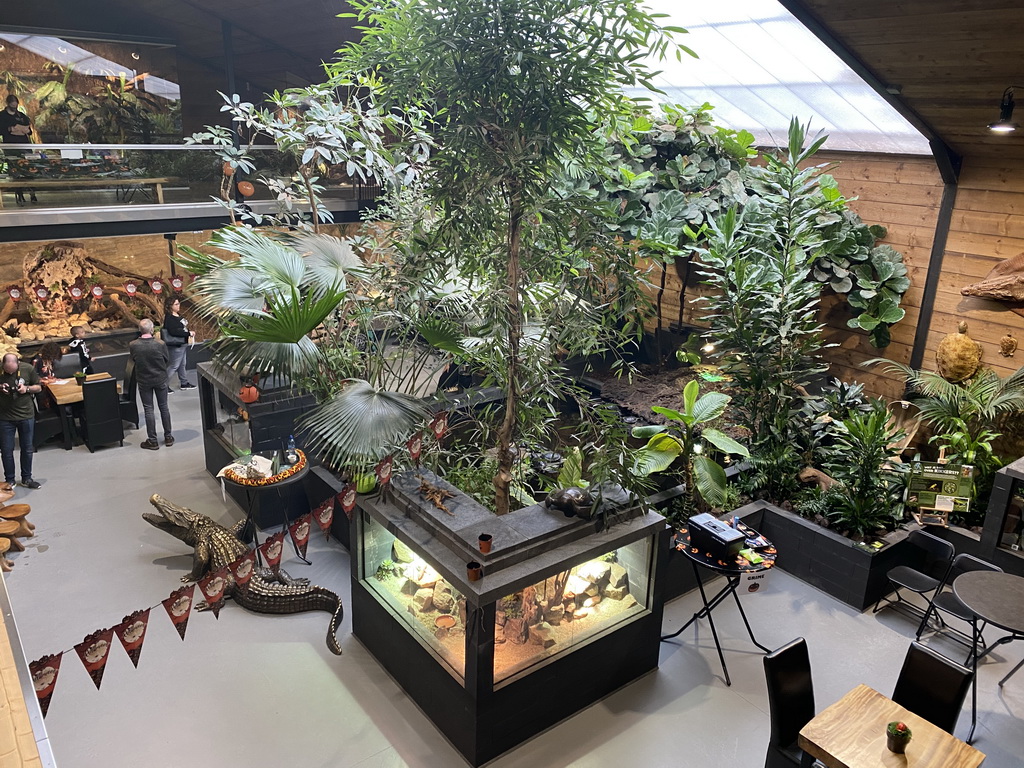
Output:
[[119, 360, 139, 429], [80, 378, 124, 452], [763, 638, 815, 768], [32, 395, 64, 449], [892, 642, 973, 733], [907, 529, 956, 579]]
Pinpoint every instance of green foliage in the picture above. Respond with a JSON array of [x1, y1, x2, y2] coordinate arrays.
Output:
[[823, 403, 906, 537], [335, 0, 684, 514], [632, 379, 748, 519], [375, 559, 400, 581], [443, 458, 500, 513]]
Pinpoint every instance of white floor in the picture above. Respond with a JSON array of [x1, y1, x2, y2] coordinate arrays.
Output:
[[3, 381, 1023, 768]]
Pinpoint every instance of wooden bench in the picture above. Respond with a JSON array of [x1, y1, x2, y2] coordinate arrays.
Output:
[[0, 177, 180, 208]]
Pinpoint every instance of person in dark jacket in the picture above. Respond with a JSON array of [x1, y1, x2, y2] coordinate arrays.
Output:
[[162, 297, 194, 391], [0, 353, 43, 489], [0, 95, 37, 205], [129, 319, 173, 450]]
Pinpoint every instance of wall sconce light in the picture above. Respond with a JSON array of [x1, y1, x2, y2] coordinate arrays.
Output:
[[131, 49, 141, 60], [989, 86, 1022, 133]]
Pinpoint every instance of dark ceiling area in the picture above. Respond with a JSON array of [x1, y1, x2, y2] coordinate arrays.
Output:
[[783, 0, 1024, 164]]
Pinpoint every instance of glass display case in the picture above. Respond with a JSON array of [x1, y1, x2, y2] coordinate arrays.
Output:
[[351, 470, 668, 766], [981, 456, 1024, 567]]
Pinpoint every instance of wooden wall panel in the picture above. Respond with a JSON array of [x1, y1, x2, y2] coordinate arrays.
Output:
[[647, 151, 944, 400]]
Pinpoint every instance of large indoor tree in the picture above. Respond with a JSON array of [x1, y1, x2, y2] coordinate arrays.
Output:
[[336, 0, 689, 514]]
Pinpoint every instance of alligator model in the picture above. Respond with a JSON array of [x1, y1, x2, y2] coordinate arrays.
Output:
[[143, 494, 343, 655]]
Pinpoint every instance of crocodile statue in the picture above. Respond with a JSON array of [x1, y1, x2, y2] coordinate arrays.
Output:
[[143, 494, 343, 655]]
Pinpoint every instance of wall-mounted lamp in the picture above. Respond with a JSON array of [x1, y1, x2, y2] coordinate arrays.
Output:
[[989, 86, 1022, 133]]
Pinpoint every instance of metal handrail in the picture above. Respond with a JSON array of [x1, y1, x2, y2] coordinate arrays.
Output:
[[5, 143, 280, 152]]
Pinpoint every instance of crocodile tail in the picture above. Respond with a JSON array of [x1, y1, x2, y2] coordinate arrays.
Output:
[[327, 596, 344, 655]]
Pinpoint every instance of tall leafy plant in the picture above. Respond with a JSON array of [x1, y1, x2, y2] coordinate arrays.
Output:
[[337, 0, 687, 514]]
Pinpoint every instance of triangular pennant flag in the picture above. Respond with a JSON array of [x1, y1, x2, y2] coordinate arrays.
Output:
[[74, 627, 115, 691], [407, 431, 423, 462], [288, 513, 312, 560], [228, 550, 256, 593], [374, 455, 394, 486], [320, 493, 340, 534], [198, 567, 230, 618], [258, 531, 286, 572], [114, 609, 151, 669], [29, 653, 63, 718], [428, 411, 449, 439], [162, 584, 197, 641]]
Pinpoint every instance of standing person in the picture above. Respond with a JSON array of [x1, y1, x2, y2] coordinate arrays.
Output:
[[129, 319, 173, 450], [162, 297, 195, 391], [67, 326, 94, 374], [0, 353, 43, 490], [0, 95, 37, 205]]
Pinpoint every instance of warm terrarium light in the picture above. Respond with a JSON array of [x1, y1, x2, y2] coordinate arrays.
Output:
[[700, 343, 716, 354], [989, 86, 1021, 133]]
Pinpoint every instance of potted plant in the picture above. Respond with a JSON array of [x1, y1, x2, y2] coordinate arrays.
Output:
[[886, 721, 912, 753]]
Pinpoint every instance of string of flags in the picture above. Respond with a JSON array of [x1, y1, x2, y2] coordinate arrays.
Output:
[[28, 411, 450, 718]]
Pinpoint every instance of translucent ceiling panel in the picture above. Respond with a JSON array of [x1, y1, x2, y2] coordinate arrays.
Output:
[[631, 0, 930, 155]]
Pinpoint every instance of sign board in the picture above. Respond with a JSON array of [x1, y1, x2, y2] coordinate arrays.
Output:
[[740, 569, 770, 595], [905, 461, 974, 518]]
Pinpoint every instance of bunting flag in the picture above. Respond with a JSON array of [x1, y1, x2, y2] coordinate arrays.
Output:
[[169, 276, 184, 292], [258, 531, 286, 572], [114, 609, 151, 669], [198, 567, 230, 619], [288, 514, 312, 560], [374, 455, 394, 486], [162, 584, 196, 641], [74, 627, 115, 691], [228, 550, 256, 593], [149, 278, 164, 294], [428, 411, 449, 439], [335, 485, 354, 522], [68, 283, 85, 301], [123, 280, 138, 296], [90, 284, 103, 299], [407, 431, 423, 462], [6, 286, 21, 303], [29, 653, 63, 717]]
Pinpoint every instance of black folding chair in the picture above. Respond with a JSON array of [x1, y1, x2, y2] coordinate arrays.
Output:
[[917, 553, 1003, 664], [892, 641, 973, 734], [78, 378, 124, 452], [119, 359, 139, 429], [874, 529, 954, 622], [763, 638, 816, 768]]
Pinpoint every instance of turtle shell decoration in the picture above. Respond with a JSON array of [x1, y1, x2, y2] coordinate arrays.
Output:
[[936, 321, 983, 382], [1000, 333, 1018, 358]]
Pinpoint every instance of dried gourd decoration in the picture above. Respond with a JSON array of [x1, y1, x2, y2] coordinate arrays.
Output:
[[935, 321, 983, 382]]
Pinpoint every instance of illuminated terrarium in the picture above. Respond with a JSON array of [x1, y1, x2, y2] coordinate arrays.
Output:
[[351, 470, 667, 766]]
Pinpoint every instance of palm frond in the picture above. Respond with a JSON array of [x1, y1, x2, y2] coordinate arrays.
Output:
[[174, 244, 226, 277], [300, 379, 428, 469], [274, 231, 367, 293], [190, 267, 268, 317]]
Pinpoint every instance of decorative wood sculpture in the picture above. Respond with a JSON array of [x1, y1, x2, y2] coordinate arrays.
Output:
[[961, 252, 1024, 316]]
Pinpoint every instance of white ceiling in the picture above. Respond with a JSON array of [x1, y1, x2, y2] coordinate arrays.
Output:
[[633, 0, 931, 155]]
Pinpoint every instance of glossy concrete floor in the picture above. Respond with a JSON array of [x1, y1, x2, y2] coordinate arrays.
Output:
[[3, 380, 1023, 768]]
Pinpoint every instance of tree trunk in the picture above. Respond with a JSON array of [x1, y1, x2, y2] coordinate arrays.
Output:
[[493, 188, 524, 516]]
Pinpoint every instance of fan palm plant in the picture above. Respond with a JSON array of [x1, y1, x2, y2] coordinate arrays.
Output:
[[176, 226, 431, 471]]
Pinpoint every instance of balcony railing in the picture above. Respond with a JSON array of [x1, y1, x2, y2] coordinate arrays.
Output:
[[0, 143, 379, 215]]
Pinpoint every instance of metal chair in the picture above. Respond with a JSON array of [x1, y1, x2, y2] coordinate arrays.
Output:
[[874, 529, 954, 621], [78, 378, 124, 452], [119, 359, 139, 429], [916, 553, 1003, 664], [763, 638, 816, 768], [892, 641, 973, 734]]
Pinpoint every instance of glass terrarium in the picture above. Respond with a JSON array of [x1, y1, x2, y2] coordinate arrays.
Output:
[[981, 456, 1024, 557], [351, 470, 667, 767]]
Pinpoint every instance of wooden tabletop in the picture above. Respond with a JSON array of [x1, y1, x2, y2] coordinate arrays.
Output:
[[798, 684, 985, 768], [954, 571, 1024, 635], [43, 373, 114, 406]]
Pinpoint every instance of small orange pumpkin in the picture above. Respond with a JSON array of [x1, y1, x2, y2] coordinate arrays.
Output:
[[222, 161, 235, 177], [237, 181, 255, 197], [239, 384, 259, 404]]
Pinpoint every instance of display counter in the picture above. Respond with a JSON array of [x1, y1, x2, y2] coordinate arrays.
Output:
[[351, 470, 668, 766]]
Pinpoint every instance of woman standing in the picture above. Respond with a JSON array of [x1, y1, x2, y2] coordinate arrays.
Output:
[[162, 297, 195, 391]]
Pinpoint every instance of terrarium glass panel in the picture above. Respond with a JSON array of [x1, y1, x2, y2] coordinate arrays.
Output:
[[998, 482, 1024, 553], [493, 538, 652, 684], [360, 514, 466, 681]]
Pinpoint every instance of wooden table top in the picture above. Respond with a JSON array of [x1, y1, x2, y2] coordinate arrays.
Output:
[[798, 684, 985, 768], [43, 373, 115, 406], [954, 571, 1024, 635]]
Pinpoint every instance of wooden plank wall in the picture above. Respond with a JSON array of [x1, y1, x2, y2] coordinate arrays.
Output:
[[933, 158, 1024, 380], [648, 150, 945, 400]]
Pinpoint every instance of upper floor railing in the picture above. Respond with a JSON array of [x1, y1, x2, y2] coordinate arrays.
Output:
[[0, 143, 379, 215]]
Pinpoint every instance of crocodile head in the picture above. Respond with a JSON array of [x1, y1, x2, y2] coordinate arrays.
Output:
[[144, 494, 203, 545]]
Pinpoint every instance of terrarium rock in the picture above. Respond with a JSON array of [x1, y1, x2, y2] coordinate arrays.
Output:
[[544, 604, 565, 624], [608, 564, 628, 590], [504, 617, 528, 645], [576, 561, 612, 590], [412, 588, 434, 612], [529, 622, 557, 649], [400, 578, 421, 596], [432, 582, 455, 614], [392, 539, 417, 563]]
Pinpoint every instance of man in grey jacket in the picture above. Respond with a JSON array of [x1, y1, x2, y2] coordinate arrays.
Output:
[[129, 319, 173, 450]]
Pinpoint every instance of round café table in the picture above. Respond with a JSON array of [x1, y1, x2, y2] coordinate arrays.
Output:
[[953, 570, 1024, 743], [222, 456, 310, 565]]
